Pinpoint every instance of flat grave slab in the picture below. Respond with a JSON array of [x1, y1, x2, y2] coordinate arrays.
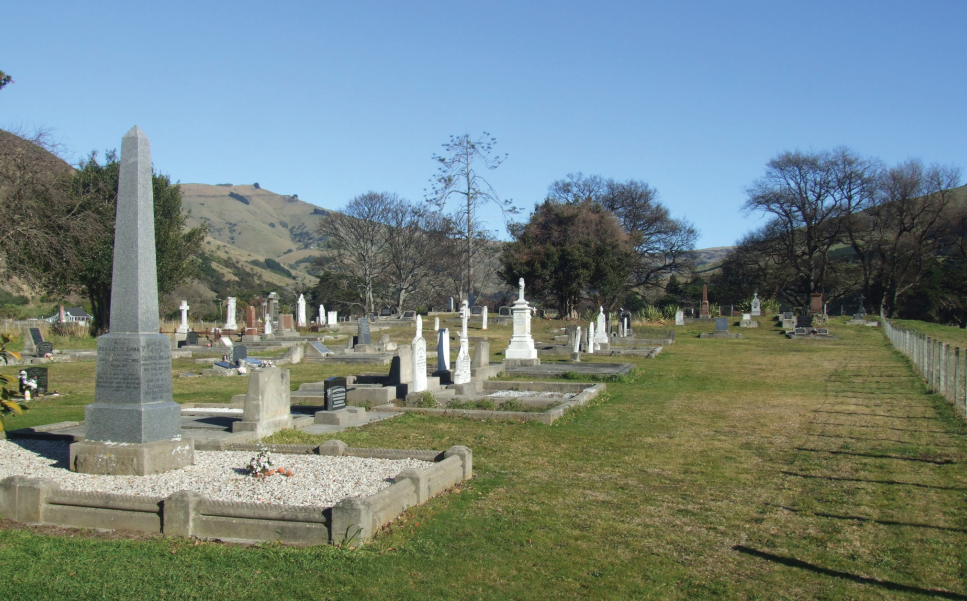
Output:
[[502, 361, 634, 377]]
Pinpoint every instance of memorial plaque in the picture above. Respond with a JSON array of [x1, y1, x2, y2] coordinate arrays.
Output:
[[714, 317, 728, 332], [796, 315, 813, 328], [357, 318, 372, 345], [471, 306, 483, 315], [310, 341, 332, 355], [794, 327, 807, 335], [29, 328, 44, 346], [380, 307, 393, 316], [402, 310, 416, 319], [231, 345, 247, 363], [93, 336, 173, 404], [186, 332, 200, 346], [36, 342, 53, 356], [324, 377, 347, 411], [24, 367, 48, 395], [214, 361, 235, 369], [818, 328, 829, 335]]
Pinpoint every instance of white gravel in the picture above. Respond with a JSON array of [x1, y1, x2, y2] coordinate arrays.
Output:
[[181, 408, 243, 414], [486, 389, 573, 399], [0, 439, 432, 508]]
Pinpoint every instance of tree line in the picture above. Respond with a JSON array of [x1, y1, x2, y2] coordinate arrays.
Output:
[[714, 147, 964, 323]]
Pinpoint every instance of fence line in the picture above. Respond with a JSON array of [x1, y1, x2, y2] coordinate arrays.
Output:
[[881, 310, 967, 419]]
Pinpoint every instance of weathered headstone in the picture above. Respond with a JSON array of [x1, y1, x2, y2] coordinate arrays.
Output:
[[70, 126, 193, 475], [471, 340, 490, 369], [505, 278, 539, 362], [498, 306, 511, 317], [268, 292, 279, 321], [231, 366, 292, 437], [186, 332, 200, 346], [297, 294, 307, 327], [357, 317, 371, 345], [587, 321, 595, 354], [715, 317, 728, 332], [402, 310, 416, 319], [224, 297, 237, 330], [245, 305, 257, 329], [675, 310, 684, 326], [751, 292, 761, 317], [454, 302, 471, 384], [324, 377, 347, 411], [230, 345, 248, 364], [593, 307, 609, 346], [470, 306, 483, 316], [412, 315, 427, 393], [177, 300, 190, 334], [481, 306, 488, 330], [380, 307, 393, 317], [437, 328, 450, 371], [22, 327, 41, 356], [308, 341, 332, 356], [327, 310, 337, 325], [700, 284, 710, 318], [810, 293, 823, 314], [434, 317, 440, 331]]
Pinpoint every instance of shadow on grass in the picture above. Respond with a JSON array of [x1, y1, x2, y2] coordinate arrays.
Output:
[[770, 504, 967, 533], [733, 545, 967, 599], [813, 421, 955, 434], [780, 470, 967, 491], [807, 433, 963, 448], [813, 410, 939, 420], [793, 447, 956, 465]]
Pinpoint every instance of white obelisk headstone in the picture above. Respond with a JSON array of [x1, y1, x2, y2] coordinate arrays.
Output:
[[412, 315, 428, 393], [504, 278, 538, 362]]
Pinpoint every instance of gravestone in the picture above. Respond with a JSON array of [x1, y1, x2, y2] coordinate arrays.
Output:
[[505, 278, 539, 362], [402, 310, 416, 319], [796, 315, 813, 328], [853, 313, 865, 322], [437, 328, 450, 371], [224, 297, 238, 330], [470, 306, 483, 315], [230, 345, 247, 364], [481, 306, 488, 330], [751, 292, 761, 317], [280, 314, 295, 332], [380, 307, 393, 317], [794, 327, 807, 335], [186, 332, 200, 346], [232, 366, 292, 437], [810, 293, 823, 314], [572, 325, 582, 361], [817, 328, 830, 335], [70, 126, 193, 476], [411, 316, 427, 393], [308, 341, 332, 356], [498, 306, 511, 317], [327, 311, 337, 325], [36, 342, 53, 356], [587, 321, 595, 354], [700, 284, 710, 318], [783, 312, 794, 321], [433, 317, 440, 331], [28, 327, 43, 353], [324, 377, 347, 411], [715, 317, 728, 332], [318, 304, 325, 325], [675, 310, 684, 326], [268, 292, 279, 322], [357, 317, 372, 345], [23, 366, 48, 395], [245, 305, 257, 329], [297, 294, 307, 327], [593, 307, 609, 346], [177, 300, 190, 334]]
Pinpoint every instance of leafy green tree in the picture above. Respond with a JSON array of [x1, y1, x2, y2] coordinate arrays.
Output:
[[501, 199, 634, 317], [6, 151, 205, 334], [0, 70, 12, 91]]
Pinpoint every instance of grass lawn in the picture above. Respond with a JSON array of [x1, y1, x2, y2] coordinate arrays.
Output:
[[0, 317, 965, 600], [890, 319, 967, 351]]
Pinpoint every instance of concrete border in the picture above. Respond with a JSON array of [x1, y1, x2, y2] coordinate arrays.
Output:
[[0, 442, 471, 546], [384, 383, 606, 424]]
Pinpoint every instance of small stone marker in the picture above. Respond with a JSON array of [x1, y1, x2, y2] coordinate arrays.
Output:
[[498, 306, 511, 317], [402, 310, 416, 319], [675, 310, 684, 326], [70, 125, 193, 476], [796, 315, 813, 328], [412, 316, 427, 393], [224, 297, 238, 330], [751, 292, 761, 316], [177, 300, 190, 334], [471, 306, 483, 315], [434, 317, 440, 331], [715, 317, 728, 332], [327, 310, 337, 325], [481, 306, 488, 330], [324, 377, 347, 411], [232, 366, 293, 437], [357, 317, 371, 345]]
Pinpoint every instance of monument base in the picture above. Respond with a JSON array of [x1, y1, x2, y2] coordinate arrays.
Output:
[[232, 415, 293, 438], [84, 400, 182, 443], [70, 438, 195, 475], [503, 358, 541, 367]]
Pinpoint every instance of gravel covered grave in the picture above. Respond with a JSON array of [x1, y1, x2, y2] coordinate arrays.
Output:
[[485, 387, 596, 399], [0, 439, 432, 508]]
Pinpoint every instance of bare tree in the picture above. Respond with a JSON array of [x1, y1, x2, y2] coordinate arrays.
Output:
[[428, 132, 516, 302], [316, 192, 392, 314]]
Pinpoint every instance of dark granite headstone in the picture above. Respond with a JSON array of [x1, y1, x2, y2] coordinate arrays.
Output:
[[402, 310, 416, 319], [380, 307, 393, 316], [817, 328, 829, 335], [714, 317, 728, 331], [36, 342, 53, 356], [498, 306, 511, 316], [357, 318, 371, 345], [186, 332, 200, 346], [29, 328, 44, 346], [24, 367, 48, 395], [794, 327, 807, 335], [796, 315, 813, 328], [471, 306, 483, 316], [324, 376, 347, 411], [230, 345, 247, 363], [783, 312, 794, 320]]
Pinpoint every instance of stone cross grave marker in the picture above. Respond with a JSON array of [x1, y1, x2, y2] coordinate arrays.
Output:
[[177, 300, 190, 333], [593, 307, 609, 345], [412, 315, 427, 393], [224, 297, 238, 330]]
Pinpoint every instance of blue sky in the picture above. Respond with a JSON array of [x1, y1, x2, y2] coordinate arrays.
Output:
[[3, 1, 965, 249]]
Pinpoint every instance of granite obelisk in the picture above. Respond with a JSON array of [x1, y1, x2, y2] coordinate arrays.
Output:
[[70, 126, 194, 475]]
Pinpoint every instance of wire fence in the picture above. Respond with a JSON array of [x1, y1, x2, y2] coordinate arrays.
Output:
[[881, 310, 967, 420]]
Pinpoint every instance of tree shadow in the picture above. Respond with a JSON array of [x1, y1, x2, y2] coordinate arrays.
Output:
[[732, 545, 967, 599], [812, 421, 954, 434], [769, 504, 967, 533], [807, 432, 962, 449], [813, 410, 938, 420], [793, 447, 955, 465], [780, 470, 967, 491], [5, 438, 70, 469]]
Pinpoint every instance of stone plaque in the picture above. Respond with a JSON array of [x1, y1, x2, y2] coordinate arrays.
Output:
[[29, 328, 44, 346], [93, 335, 173, 405], [36, 342, 53, 356], [794, 327, 807, 335], [796, 315, 813, 328], [24, 367, 48, 395], [186, 332, 199, 346], [310, 341, 332, 355], [714, 317, 728, 331], [214, 361, 235, 369], [402, 310, 416, 319], [357, 318, 371, 345], [498, 306, 511, 316], [471, 306, 483, 315], [818, 328, 829, 335], [380, 307, 393, 316], [324, 377, 347, 411]]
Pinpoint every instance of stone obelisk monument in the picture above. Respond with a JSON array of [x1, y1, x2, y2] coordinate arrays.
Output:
[[70, 126, 194, 475]]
